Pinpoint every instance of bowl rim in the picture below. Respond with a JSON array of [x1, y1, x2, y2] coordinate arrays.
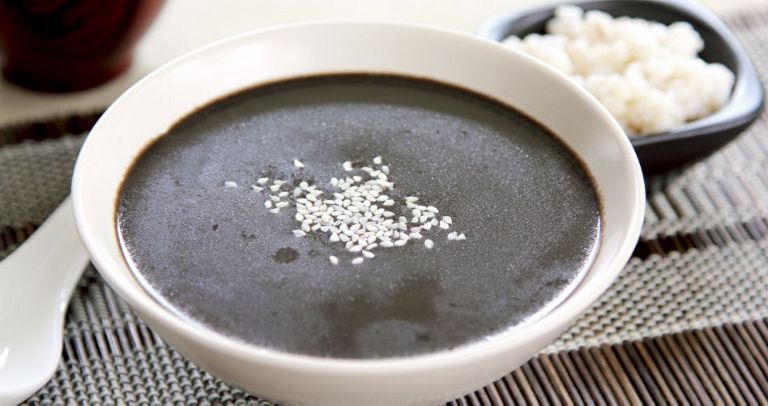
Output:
[[476, 0, 765, 147], [72, 20, 645, 375]]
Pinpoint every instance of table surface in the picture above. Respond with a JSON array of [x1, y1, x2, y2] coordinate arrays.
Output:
[[0, 0, 763, 126]]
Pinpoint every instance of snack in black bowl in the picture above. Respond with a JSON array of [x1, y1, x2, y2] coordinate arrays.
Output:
[[478, 0, 764, 174]]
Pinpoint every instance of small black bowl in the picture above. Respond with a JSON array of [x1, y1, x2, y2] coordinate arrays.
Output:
[[478, 0, 764, 174]]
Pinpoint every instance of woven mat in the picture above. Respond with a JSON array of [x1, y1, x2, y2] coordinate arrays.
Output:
[[2, 8, 767, 404]]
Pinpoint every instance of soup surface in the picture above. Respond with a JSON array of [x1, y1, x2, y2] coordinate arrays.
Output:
[[117, 75, 600, 359]]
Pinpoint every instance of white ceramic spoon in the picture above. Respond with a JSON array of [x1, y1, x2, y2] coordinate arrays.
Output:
[[0, 197, 89, 406]]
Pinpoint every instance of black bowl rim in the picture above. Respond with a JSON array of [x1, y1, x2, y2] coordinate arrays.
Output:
[[476, 0, 765, 148]]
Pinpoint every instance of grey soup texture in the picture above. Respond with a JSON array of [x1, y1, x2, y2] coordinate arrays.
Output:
[[117, 75, 601, 359]]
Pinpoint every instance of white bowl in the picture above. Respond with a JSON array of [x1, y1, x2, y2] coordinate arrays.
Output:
[[71, 21, 645, 405]]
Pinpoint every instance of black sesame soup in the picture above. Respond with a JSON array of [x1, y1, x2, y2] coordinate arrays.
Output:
[[117, 75, 601, 359]]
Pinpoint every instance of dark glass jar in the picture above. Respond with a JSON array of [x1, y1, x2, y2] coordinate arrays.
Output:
[[0, 0, 165, 92]]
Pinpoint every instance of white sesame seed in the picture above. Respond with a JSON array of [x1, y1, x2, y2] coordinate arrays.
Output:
[[373, 156, 382, 164], [329, 256, 339, 265], [343, 161, 353, 171], [294, 159, 304, 168], [456, 233, 466, 241], [224, 181, 238, 188], [394, 239, 407, 246], [251, 185, 263, 192], [362, 250, 375, 259], [409, 233, 423, 239], [270, 195, 281, 202], [381, 241, 394, 247], [351, 257, 364, 265], [269, 208, 280, 214], [278, 191, 289, 197], [257, 177, 269, 185], [442, 216, 453, 224], [381, 165, 389, 174], [264, 201, 273, 209], [292, 230, 306, 237], [269, 184, 280, 192], [424, 239, 434, 249], [349, 245, 363, 253], [447, 232, 458, 240], [439, 221, 450, 229], [406, 196, 419, 202]]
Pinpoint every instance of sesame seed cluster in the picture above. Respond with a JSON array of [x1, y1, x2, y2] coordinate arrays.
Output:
[[225, 156, 465, 265]]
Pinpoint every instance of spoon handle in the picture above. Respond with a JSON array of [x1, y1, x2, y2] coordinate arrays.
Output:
[[0, 197, 88, 293], [0, 197, 90, 405]]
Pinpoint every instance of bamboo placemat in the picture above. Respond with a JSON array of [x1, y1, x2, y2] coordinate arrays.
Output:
[[2, 7, 767, 405]]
